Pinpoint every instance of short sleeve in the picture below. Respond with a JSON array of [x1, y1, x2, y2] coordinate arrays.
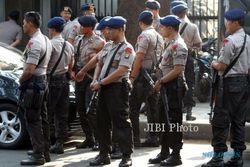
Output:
[[26, 39, 42, 65], [173, 44, 188, 66], [218, 38, 235, 65], [136, 34, 149, 54], [68, 23, 80, 40], [119, 46, 135, 69]]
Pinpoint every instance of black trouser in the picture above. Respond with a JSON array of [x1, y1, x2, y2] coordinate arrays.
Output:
[[183, 56, 195, 108], [159, 78, 184, 154], [212, 76, 249, 153], [97, 82, 133, 155], [130, 75, 159, 141], [75, 72, 97, 141], [47, 73, 69, 144], [22, 75, 49, 154]]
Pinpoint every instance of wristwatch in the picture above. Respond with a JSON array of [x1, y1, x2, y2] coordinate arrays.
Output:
[[97, 80, 103, 86]]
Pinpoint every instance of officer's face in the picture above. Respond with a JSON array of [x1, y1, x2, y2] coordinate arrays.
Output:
[[80, 26, 92, 35], [108, 28, 121, 41], [101, 27, 110, 40], [60, 11, 71, 21], [48, 28, 55, 39], [23, 19, 32, 34], [160, 25, 171, 38], [225, 20, 240, 34]]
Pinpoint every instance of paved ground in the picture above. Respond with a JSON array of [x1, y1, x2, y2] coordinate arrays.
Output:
[[0, 140, 249, 167]]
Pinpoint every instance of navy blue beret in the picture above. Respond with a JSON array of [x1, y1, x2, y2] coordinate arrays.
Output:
[[81, 3, 95, 12], [106, 16, 127, 29], [171, 3, 188, 14], [78, 16, 97, 27], [160, 15, 181, 26], [62, 6, 72, 14], [145, 0, 161, 9], [47, 17, 65, 28], [171, 0, 187, 8], [96, 16, 111, 30], [138, 11, 153, 21], [224, 8, 246, 21]]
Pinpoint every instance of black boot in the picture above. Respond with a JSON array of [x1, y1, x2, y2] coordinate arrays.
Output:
[[92, 141, 99, 151], [26, 150, 50, 162], [149, 153, 169, 164], [186, 106, 196, 121], [160, 150, 182, 166], [76, 137, 94, 149], [50, 142, 64, 154], [224, 151, 243, 167], [20, 153, 45, 165], [201, 152, 224, 167], [111, 144, 122, 159], [89, 154, 111, 166], [119, 155, 132, 167]]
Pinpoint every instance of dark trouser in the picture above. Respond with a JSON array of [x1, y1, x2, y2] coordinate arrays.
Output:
[[212, 76, 249, 153], [47, 74, 69, 143], [159, 78, 184, 154], [75, 74, 96, 141], [130, 76, 159, 141], [183, 56, 195, 109], [22, 75, 48, 154], [97, 82, 133, 155]]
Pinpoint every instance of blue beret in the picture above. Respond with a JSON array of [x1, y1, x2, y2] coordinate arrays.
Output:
[[171, 4, 188, 14], [160, 15, 181, 26], [138, 11, 153, 21], [78, 16, 97, 27], [145, 0, 161, 9], [81, 3, 95, 12], [224, 8, 246, 21], [171, 0, 187, 8], [47, 17, 65, 28], [106, 16, 127, 29], [96, 16, 111, 30]]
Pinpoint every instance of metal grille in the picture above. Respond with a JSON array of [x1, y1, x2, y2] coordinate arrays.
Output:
[[81, 0, 118, 18], [184, 0, 219, 39]]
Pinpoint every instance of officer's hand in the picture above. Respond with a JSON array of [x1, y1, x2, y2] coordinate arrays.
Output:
[[90, 80, 97, 90], [70, 71, 76, 81], [154, 80, 162, 92], [76, 70, 86, 82], [91, 82, 101, 91]]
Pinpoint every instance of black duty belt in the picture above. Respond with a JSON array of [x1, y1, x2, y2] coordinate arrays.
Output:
[[223, 75, 248, 83], [50, 73, 68, 81]]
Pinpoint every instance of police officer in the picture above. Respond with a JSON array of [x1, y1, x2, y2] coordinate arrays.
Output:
[[68, 3, 96, 44], [46, 17, 74, 154], [202, 9, 250, 167], [171, 1, 202, 121], [129, 11, 164, 147], [145, 0, 161, 33], [73, 15, 105, 150], [149, 15, 187, 166], [60, 6, 73, 40], [20, 11, 52, 165], [0, 10, 22, 47], [89, 16, 134, 167]]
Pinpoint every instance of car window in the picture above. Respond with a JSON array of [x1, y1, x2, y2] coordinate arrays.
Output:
[[0, 43, 24, 71]]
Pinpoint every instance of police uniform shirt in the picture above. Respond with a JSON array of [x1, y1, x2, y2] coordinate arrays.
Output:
[[218, 28, 250, 77], [61, 20, 72, 40], [135, 26, 164, 69], [153, 15, 161, 33], [74, 33, 105, 67], [179, 17, 202, 49], [47, 34, 74, 75], [25, 30, 52, 76], [99, 41, 135, 81], [160, 34, 188, 76], [68, 18, 81, 40], [0, 19, 23, 45]]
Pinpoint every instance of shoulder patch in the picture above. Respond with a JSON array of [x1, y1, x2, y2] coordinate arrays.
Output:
[[124, 47, 132, 59], [223, 39, 229, 46], [27, 41, 33, 49]]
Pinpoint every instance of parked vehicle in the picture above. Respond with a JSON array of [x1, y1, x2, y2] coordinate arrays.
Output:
[[0, 42, 76, 149], [194, 38, 217, 102]]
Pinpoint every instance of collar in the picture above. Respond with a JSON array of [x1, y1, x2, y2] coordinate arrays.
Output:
[[31, 29, 42, 38], [52, 34, 63, 40], [143, 26, 154, 31], [234, 28, 245, 35]]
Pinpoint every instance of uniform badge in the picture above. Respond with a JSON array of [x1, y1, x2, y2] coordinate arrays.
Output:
[[112, 60, 119, 68], [124, 47, 132, 59], [171, 44, 178, 56], [223, 39, 229, 46]]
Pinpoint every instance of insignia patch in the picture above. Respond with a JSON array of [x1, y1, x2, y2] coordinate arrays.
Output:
[[223, 39, 229, 46], [27, 41, 33, 49], [137, 35, 144, 42], [124, 47, 132, 59], [171, 44, 178, 56], [111, 60, 119, 68]]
